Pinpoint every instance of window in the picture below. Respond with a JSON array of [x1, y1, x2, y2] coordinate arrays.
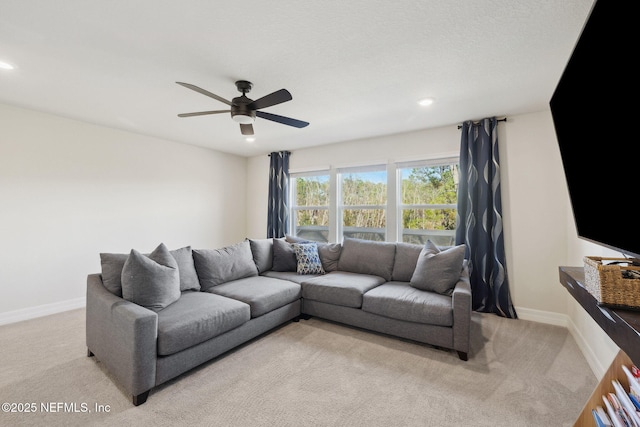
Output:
[[289, 157, 459, 244], [290, 172, 330, 242], [398, 159, 459, 246], [338, 166, 387, 241]]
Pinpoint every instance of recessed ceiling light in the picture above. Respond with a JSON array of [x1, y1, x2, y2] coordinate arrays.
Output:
[[418, 98, 434, 106], [245, 137, 255, 143], [0, 60, 15, 70]]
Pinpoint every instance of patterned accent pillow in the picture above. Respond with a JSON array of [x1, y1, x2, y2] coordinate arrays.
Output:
[[292, 242, 325, 275]]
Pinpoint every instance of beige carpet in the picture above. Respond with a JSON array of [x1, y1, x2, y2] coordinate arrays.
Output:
[[0, 308, 596, 426]]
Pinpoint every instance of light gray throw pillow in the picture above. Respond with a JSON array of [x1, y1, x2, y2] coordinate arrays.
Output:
[[248, 238, 274, 273], [317, 242, 342, 272], [169, 246, 200, 291], [409, 240, 466, 295], [391, 242, 423, 282], [101, 246, 199, 295], [121, 243, 181, 312], [100, 253, 129, 296], [193, 240, 258, 291]]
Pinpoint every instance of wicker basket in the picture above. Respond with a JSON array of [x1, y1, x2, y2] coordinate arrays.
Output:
[[583, 256, 640, 310]]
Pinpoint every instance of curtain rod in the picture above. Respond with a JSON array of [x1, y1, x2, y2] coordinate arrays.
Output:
[[457, 117, 507, 129], [267, 151, 292, 157]]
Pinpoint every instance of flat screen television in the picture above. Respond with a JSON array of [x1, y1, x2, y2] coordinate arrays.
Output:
[[550, 0, 639, 262]]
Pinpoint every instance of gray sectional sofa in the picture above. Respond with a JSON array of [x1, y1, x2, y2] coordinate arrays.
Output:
[[86, 237, 471, 406]]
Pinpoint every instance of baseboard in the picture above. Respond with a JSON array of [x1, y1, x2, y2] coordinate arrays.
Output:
[[515, 305, 604, 378], [564, 316, 608, 378], [515, 305, 569, 327], [0, 297, 85, 326]]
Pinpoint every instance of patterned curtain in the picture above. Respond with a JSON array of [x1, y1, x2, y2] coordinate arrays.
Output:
[[455, 117, 517, 318], [267, 151, 291, 238]]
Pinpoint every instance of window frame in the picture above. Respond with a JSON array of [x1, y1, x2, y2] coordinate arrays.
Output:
[[337, 164, 388, 241], [396, 157, 459, 246], [288, 156, 459, 244], [289, 170, 331, 242]]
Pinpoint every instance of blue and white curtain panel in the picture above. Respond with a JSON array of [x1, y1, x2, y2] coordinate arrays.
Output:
[[455, 117, 517, 318], [267, 151, 290, 238]]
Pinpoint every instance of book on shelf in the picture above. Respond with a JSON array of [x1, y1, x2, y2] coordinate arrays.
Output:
[[612, 379, 640, 426], [623, 365, 640, 401], [603, 392, 636, 427], [593, 405, 613, 426]]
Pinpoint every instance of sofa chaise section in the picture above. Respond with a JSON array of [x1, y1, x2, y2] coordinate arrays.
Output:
[[86, 242, 303, 406]]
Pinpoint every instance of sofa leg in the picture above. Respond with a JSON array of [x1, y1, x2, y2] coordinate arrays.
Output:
[[133, 391, 150, 406], [457, 351, 468, 361], [87, 348, 94, 357], [300, 313, 312, 320]]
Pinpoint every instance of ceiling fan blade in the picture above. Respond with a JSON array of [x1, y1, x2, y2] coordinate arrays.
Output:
[[176, 82, 232, 106], [248, 89, 292, 110], [256, 111, 309, 128], [240, 123, 254, 135], [178, 110, 230, 118]]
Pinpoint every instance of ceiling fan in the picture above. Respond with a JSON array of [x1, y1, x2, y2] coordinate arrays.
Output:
[[176, 80, 309, 136]]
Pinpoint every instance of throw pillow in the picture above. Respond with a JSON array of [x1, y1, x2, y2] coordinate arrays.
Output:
[[248, 238, 273, 273], [409, 240, 466, 295], [121, 243, 181, 312], [169, 246, 200, 292], [317, 242, 342, 272], [100, 252, 129, 296], [391, 242, 423, 282], [271, 238, 298, 272], [292, 242, 325, 275], [100, 246, 199, 295], [192, 240, 258, 291]]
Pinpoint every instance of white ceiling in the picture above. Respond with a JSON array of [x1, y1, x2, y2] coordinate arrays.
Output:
[[0, 0, 594, 157]]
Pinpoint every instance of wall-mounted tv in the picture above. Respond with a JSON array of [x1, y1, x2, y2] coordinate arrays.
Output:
[[550, 0, 639, 262]]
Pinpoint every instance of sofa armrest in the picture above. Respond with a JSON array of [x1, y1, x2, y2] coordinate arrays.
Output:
[[86, 273, 158, 398], [451, 265, 472, 357]]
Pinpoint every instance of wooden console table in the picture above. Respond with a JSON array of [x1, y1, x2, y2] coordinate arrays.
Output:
[[559, 266, 640, 426]]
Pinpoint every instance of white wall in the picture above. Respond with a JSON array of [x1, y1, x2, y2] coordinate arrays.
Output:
[[0, 103, 247, 321]]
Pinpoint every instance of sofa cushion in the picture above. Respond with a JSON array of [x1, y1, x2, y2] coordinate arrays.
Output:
[[261, 270, 322, 284], [193, 241, 258, 291], [391, 242, 423, 282], [362, 281, 453, 327], [156, 291, 250, 356], [337, 237, 396, 281], [169, 246, 201, 292], [317, 242, 342, 272], [410, 241, 466, 295], [292, 242, 325, 275], [121, 243, 181, 312], [206, 276, 302, 318], [100, 252, 128, 296], [301, 271, 386, 308], [100, 245, 199, 296], [272, 238, 298, 272], [248, 238, 273, 273]]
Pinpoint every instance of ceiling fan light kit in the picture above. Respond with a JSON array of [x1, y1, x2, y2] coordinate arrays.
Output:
[[177, 80, 309, 136]]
